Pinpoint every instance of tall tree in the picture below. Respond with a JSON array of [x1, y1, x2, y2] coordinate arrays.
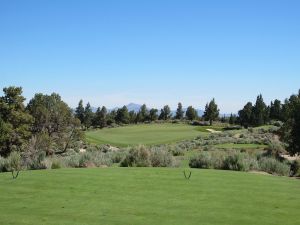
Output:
[[139, 104, 149, 122], [27, 93, 82, 155], [159, 105, 171, 120], [129, 110, 137, 124], [175, 102, 184, 120], [252, 94, 268, 126], [281, 90, 300, 155], [238, 102, 253, 128], [84, 103, 94, 129], [75, 100, 85, 125], [149, 108, 158, 121], [185, 106, 197, 121], [0, 87, 32, 156], [203, 99, 219, 125], [115, 106, 129, 124], [229, 113, 237, 125], [269, 99, 282, 121], [93, 106, 107, 128]]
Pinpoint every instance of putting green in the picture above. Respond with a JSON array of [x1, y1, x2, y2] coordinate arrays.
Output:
[[85, 123, 206, 146]]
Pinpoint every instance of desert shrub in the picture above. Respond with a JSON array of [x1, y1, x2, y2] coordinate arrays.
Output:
[[28, 151, 47, 170], [223, 152, 258, 172], [223, 126, 242, 131], [258, 157, 290, 176], [150, 148, 174, 167], [78, 152, 112, 168], [7, 151, 22, 173], [51, 157, 65, 169], [169, 146, 185, 156], [190, 150, 258, 172], [64, 154, 80, 168], [265, 140, 286, 156], [109, 151, 126, 163], [120, 145, 151, 167], [189, 152, 213, 169], [290, 160, 300, 177]]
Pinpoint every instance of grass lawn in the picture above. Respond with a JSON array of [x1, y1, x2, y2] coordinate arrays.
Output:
[[85, 123, 206, 146], [215, 143, 268, 149], [0, 168, 299, 225]]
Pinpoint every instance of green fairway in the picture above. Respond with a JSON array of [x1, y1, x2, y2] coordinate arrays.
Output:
[[85, 123, 205, 146], [0, 168, 299, 225]]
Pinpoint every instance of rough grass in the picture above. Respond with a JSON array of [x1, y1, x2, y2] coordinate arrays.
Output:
[[215, 143, 268, 149], [85, 123, 206, 146], [0, 168, 299, 225]]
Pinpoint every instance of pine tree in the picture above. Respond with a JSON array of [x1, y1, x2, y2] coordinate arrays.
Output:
[[252, 94, 268, 126], [75, 100, 85, 125], [238, 102, 253, 128], [84, 103, 94, 129], [203, 99, 219, 125], [185, 106, 197, 121], [175, 102, 184, 120]]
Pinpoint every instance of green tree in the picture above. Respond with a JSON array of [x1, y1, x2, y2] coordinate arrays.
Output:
[[252, 94, 268, 126], [229, 113, 237, 125], [93, 106, 107, 128], [185, 106, 197, 121], [281, 90, 300, 155], [270, 99, 282, 121], [84, 103, 94, 129], [139, 104, 149, 122], [238, 102, 253, 128], [107, 110, 116, 125], [129, 110, 137, 123], [159, 105, 171, 120], [75, 100, 85, 125], [149, 108, 158, 121], [115, 106, 129, 124], [203, 98, 219, 125], [175, 102, 184, 120], [0, 87, 32, 156], [27, 93, 82, 155]]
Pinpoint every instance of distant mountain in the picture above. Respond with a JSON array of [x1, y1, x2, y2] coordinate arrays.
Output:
[[109, 103, 143, 112], [126, 103, 143, 112]]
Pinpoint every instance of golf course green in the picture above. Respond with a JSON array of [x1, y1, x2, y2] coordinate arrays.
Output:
[[85, 123, 207, 146], [0, 168, 299, 225]]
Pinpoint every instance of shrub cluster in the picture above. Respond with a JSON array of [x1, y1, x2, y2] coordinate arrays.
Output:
[[189, 150, 289, 176], [120, 145, 175, 167]]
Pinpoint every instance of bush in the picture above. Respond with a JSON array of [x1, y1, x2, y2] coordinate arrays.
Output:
[[65, 155, 80, 168], [7, 151, 22, 172], [189, 150, 258, 172], [78, 152, 112, 168], [258, 157, 290, 176], [189, 152, 213, 169], [150, 148, 174, 167], [120, 145, 151, 167], [223, 152, 258, 172], [120, 145, 175, 167], [51, 157, 64, 169], [28, 151, 47, 170]]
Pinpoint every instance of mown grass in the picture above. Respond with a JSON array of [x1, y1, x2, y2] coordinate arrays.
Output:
[[0, 168, 299, 225], [85, 123, 207, 147]]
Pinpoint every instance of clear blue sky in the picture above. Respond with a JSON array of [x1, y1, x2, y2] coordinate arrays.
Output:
[[1, 0, 299, 113]]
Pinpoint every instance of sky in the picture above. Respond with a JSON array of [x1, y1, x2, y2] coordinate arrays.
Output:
[[1, 0, 300, 113]]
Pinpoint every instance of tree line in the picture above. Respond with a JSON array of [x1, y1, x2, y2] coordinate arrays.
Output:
[[0, 86, 299, 157], [75, 99, 220, 129]]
